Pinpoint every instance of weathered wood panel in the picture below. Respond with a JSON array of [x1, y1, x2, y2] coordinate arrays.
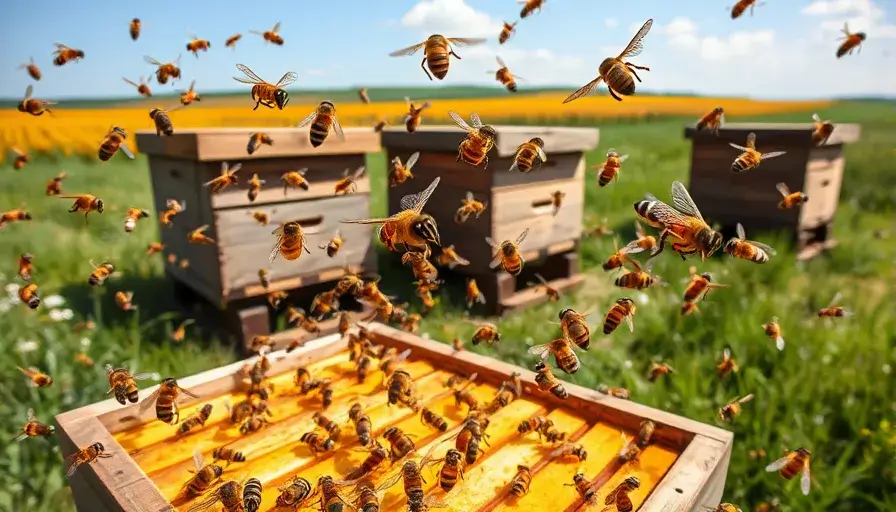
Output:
[[684, 122, 861, 146], [382, 125, 599, 158]]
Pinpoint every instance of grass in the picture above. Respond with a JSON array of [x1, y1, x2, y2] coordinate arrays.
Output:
[[1, 101, 895, 512]]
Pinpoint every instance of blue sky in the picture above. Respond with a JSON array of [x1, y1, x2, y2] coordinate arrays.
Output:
[[2, 0, 894, 100]]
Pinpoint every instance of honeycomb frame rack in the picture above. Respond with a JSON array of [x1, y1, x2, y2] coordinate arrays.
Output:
[[54, 322, 734, 512]]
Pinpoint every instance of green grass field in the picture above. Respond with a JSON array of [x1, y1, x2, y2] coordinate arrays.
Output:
[[2, 102, 894, 512]]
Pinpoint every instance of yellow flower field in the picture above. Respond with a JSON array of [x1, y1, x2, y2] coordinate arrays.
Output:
[[0, 94, 830, 161]]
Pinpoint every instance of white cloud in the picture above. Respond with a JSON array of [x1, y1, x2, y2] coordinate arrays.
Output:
[[604, 18, 619, 29], [305, 69, 326, 77], [400, 0, 502, 38], [659, 16, 775, 61], [446, 45, 589, 86], [802, 0, 896, 38]]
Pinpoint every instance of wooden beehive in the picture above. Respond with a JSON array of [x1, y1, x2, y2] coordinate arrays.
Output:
[[55, 322, 733, 512], [381, 126, 599, 314], [136, 127, 381, 349], [684, 122, 861, 260]]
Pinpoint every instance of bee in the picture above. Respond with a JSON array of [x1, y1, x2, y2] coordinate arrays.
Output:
[[18, 85, 57, 116], [250, 22, 284, 45], [472, 322, 501, 345], [403, 97, 432, 133], [18, 283, 41, 309], [520, 0, 546, 18], [533, 361, 568, 398], [731, 0, 762, 18], [683, 268, 727, 304], [180, 79, 201, 105], [454, 416, 490, 465], [604, 476, 640, 512], [105, 364, 157, 404], [98, 126, 135, 162], [452, 337, 464, 352], [594, 148, 629, 187], [809, 113, 836, 146], [717, 348, 739, 378], [566, 472, 597, 504], [357, 277, 392, 308], [637, 420, 655, 448], [597, 384, 630, 399], [178, 404, 213, 435], [186, 34, 211, 57], [87, 260, 118, 286], [749, 449, 767, 461], [225, 398, 262, 424], [300, 430, 335, 454], [464, 278, 486, 309], [149, 105, 184, 136], [123, 76, 152, 97], [507, 137, 549, 174], [225, 33, 242, 49], [401, 251, 438, 283], [647, 362, 675, 382], [547, 190, 566, 217], [240, 413, 270, 434], [15, 408, 55, 441], [499, 21, 517, 44], [211, 446, 245, 467], [233, 64, 296, 111], [268, 290, 288, 309], [11, 147, 30, 170], [389, 151, 420, 187], [707, 504, 743, 512], [518, 416, 553, 438], [387, 369, 415, 407], [488, 56, 521, 92], [382, 426, 416, 462], [434, 245, 470, 269], [633, 181, 723, 261], [282, 168, 310, 194], [416, 285, 437, 312], [129, 18, 141, 40], [312, 411, 342, 442], [298, 101, 346, 148], [719, 393, 754, 422], [144, 55, 182, 85], [817, 292, 850, 319], [401, 313, 422, 335], [246, 132, 274, 155], [432, 448, 466, 493], [147, 242, 166, 256], [124, 208, 150, 233], [449, 111, 497, 169], [415, 407, 449, 433], [680, 301, 700, 316], [242, 477, 263, 512], [52, 43, 85, 66], [696, 107, 725, 135], [349, 402, 374, 447], [762, 316, 785, 350], [276, 476, 314, 509], [335, 271, 364, 297], [334, 167, 366, 195], [615, 258, 661, 290], [724, 222, 776, 263], [455, 191, 488, 224], [186, 477, 245, 512], [310, 289, 340, 319], [243, 173, 264, 202], [765, 448, 812, 495], [603, 297, 636, 335], [115, 291, 138, 311], [160, 198, 186, 226], [249, 210, 274, 226], [375, 448, 441, 507], [18, 253, 34, 281], [550, 442, 587, 462], [486, 228, 529, 276], [563, 19, 653, 103], [139, 377, 199, 424], [57, 194, 105, 224], [836, 23, 865, 58], [776, 182, 808, 210], [374, 119, 389, 132], [389, 35, 486, 80], [730, 132, 788, 173], [188, 225, 215, 245], [341, 177, 442, 253], [509, 464, 532, 498], [559, 308, 592, 350], [19, 57, 41, 81], [75, 353, 94, 367], [270, 220, 312, 262], [65, 442, 113, 477]]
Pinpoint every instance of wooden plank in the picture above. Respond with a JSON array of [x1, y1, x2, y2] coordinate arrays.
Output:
[[500, 274, 585, 311], [637, 435, 731, 512], [136, 127, 382, 161], [799, 162, 841, 229], [381, 125, 599, 158], [683, 123, 861, 145]]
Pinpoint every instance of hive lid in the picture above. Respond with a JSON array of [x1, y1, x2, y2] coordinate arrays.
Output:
[[381, 125, 599, 157], [684, 122, 861, 145], [135, 127, 381, 161]]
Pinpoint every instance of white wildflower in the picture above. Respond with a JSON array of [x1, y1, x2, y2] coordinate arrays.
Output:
[[624, 359, 633, 369], [0, 299, 12, 313], [634, 291, 649, 304], [15, 339, 39, 353], [6, 283, 21, 303], [80, 337, 91, 349], [883, 364, 892, 375], [814, 414, 825, 425], [49, 308, 75, 321], [421, 332, 431, 340], [43, 295, 66, 308]]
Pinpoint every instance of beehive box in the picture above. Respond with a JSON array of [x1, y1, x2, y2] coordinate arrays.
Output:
[[684, 122, 861, 260], [136, 127, 381, 347], [55, 322, 733, 512], [381, 126, 599, 314]]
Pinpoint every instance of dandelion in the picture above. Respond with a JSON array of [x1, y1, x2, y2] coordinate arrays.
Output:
[[15, 339, 39, 353], [43, 295, 66, 308]]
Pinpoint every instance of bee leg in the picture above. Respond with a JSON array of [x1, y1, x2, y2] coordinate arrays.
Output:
[[608, 87, 623, 102], [420, 58, 433, 81], [253, 102, 260, 111], [450, 50, 462, 60], [626, 66, 643, 83], [483, 156, 489, 169]]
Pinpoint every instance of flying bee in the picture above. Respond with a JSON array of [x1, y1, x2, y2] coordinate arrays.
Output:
[[550, 442, 587, 462], [314, 229, 343, 258], [18, 253, 34, 281], [817, 292, 850, 319], [508, 136, 548, 173], [139, 377, 199, 424], [597, 384, 630, 399], [348, 402, 374, 447], [766, 448, 812, 496], [464, 278, 486, 309], [341, 176, 442, 253], [179, 79, 200, 105], [246, 132, 273, 155], [115, 291, 138, 311], [717, 348, 739, 378], [389, 151, 420, 187], [604, 476, 640, 512], [615, 258, 661, 290], [188, 225, 215, 244], [186, 34, 211, 57], [18, 85, 57, 116], [87, 260, 120, 286], [374, 119, 389, 132], [123, 76, 152, 97], [233, 64, 296, 110], [499, 21, 517, 44], [434, 245, 470, 269], [487, 228, 529, 276], [160, 198, 186, 226], [520, 0, 546, 17], [267, 290, 288, 310], [648, 362, 675, 382], [534, 361, 568, 399], [731, 0, 762, 19], [719, 393, 754, 422], [488, 56, 521, 92], [749, 449, 767, 461], [300, 430, 335, 454], [401, 313, 422, 335], [99, 126, 135, 162], [696, 107, 725, 135], [811, 113, 835, 146], [603, 238, 643, 272], [310, 289, 340, 319], [382, 426, 416, 462], [298, 101, 346, 148], [681, 301, 700, 316], [178, 404, 213, 435], [11, 147, 29, 170], [269, 220, 312, 262], [57, 194, 103, 223], [282, 168, 310, 194], [15, 408, 55, 441], [146, 242, 165, 255], [106, 364, 158, 405], [65, 442, 113, 476], [776, 182, 808, 210], [171, 319, 195, 343], [389, 35, 486, 80], [245, 173, 265, 202], [455, 191, 488, 224], [52, 43, 85, 66], [449, 111, 497, 169], [335, 271, 364, 297], [548, 190, 566, 217], [420, 408, 448, 432], [403, 97, 431, 133], [124, 207, 150, 233], [565, 472, 597, 504], [144, 55, 181, 85], [633, 181, 723, 261], [724, 222, 776, 263], [401, 251, 438, 283], [250, 22, 284, 45], [729, 132, 788, 172], [129, 18, 141, 40], [471, 322, 501, 345], [683, 268, 727, 304], [18, 283, 41, 309], [335, 166, 366, 195], [355, 87, 370, 104], [559, 308, 592, 350], [762, 316, 785, 350], [563, 19, 653, 103], [149, 105, 184, 136], [249, 210, 273, 226], [18, 366, 53, 387], [20, 57, 41, 81], [594, 148, 629, 187], [603, 297, 636, 335], [706, 504, 743, 512], [836, 23, 865, 58], [276, 476, 313, 509]]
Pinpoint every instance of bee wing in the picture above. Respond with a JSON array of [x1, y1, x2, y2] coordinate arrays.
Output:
[[234, 64, 266, 84], [297, 109, 318, 128], [272, 22, 281, 32], [562, 77, 603, 104], [274, 72, 298, 88], [738, 393, 755, 404], [340, 216, 392, 225], [465, 191, 475, 203], [812, 113, 822, 123], [405, 151, 420, 170], [470, 113, 484, 129], [119, 144, 136, 160], [746, 240, 777, 255], [775, 182, 791, 197], [133, 371, 160, 381], [761, 151, 787, 161], [828, 292, 843, 307], [192, 446, 205, 471], [24, 85, 33, 100], [670, 181, 706, 222], [624, 314, 635, 333], [123, 77, 139, 87], [618, 19, 653, 58], [448, 111, 474, 132], [746, 132, 757, 149], [535, 145, 547, 162], [526, 343, 553, 359], [728, 143, 749, 151], [138, 387, 161, 414], [402, 176, 440, 213], [722, 348, 731, 360], [374, 468, 405, 492], [515, 228, 530, 245], [27, 408, 36, 422], [496, 56, 507, 68], [178, 385, 200, 399], [534, 273, 549, 285], [765, 454, 791, 472], [143, 55, 164, 66], [332, 116, 346, 141], [735, 222, 746, 240], [800, 461, 812, 495], [618, 154, 630, 164], [389, 41, 427, 57]]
